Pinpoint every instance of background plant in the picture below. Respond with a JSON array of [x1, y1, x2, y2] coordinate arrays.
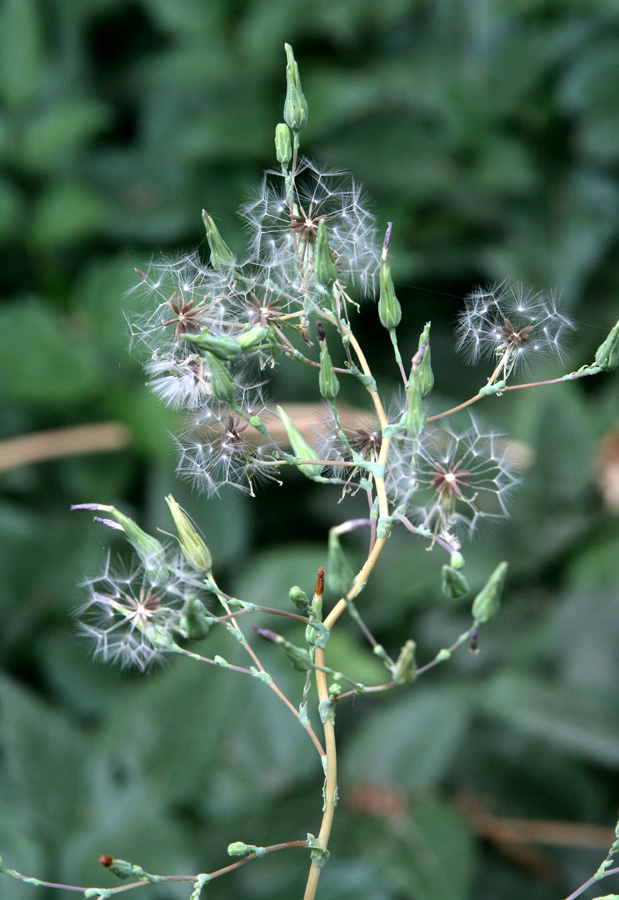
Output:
[[1, 4, 619, 900]]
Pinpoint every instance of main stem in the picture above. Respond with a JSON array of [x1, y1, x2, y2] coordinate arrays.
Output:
[[303, 316, 391, 900]]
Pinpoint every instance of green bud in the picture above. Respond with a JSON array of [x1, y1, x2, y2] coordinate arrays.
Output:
[[184, 329, 242, 361], [327, 527, 355, 597], [450, 551, 465, 570], [202, 211, 235, 269], [227, 842, 250, 857], [205, 352, 237, 402], [283, 43, 308, 132], [165, 495, 212, 573], [441, 564, 469, 600], [595, 318, 619, 371], [416, 323, 434, 397], [392, 639, 417, 684], [275, 122, 292, 169], [319, 341, 340, 399], [276, 405, 322, 478], [237, 325, 269, 350], [400, 367, 426, 436], [471, 561, 508, 624], [72, 503, 166, 569], [289, 585, 310, 612], [181, 596, 212, 640], [315, 219, 338, 288], [378, 257, 402, 330]]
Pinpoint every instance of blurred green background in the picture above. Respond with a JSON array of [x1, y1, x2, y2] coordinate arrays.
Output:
[[1, 1, 619, 899]]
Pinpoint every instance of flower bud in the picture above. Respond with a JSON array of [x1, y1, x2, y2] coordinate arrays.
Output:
[[378, 232, 402, 330], [595, 318, 619, 372], [392, 639, 417, 684], [184, 329, 242, 361], [319, 340, 340, 399], [181, 596, 212, 640], [283, 43, 308, 133], [165, 494, 212, 573], [205, 352, 237, 402], [290, 585, 310, 612], [450, 551, 465, 570], [275, 122, 292, 169], [71, 503, 166, 570], [237, 325, 269, 350], [315, 219, 338, 289], [400, 367, 426, 436], [441, 564, 469, 600], [277, 405, 322, 478], [327, 527, 355, 597], [202, 211, 235, 269], [416, 323, 434, 397], [471, 561, 508, 625]]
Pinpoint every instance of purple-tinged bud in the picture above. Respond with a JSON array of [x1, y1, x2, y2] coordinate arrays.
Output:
[[469, 628, 479, 654]]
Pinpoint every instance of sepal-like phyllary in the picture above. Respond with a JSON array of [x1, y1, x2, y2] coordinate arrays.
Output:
[[202, 211, 235, 270], [71, 503, 167, 575], [595, 317, 619, 372], [165, 494, 212, 573], [283, 43, 308, 133], [277, 405, 323, 478]]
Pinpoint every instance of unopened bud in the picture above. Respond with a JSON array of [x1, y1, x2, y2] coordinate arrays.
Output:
[[71, 503, 166, 570], [205, 352, 237, 402], [181, 596, 212, 640], [595, 318, 619, 372], [450, 551, 465, 570], [400, 367, 426, 436], [327, 527, 355, 597], [165, 495, 212, 573], [277, 406, 322, 478], [378, 227, 401, 330], [275, 122, 292, 169], [392, 639, 417, 684], [289, 585, 310, 612], [315, 219, 338, 289], [184, 329, 242, 361], [471, 561, 508, 625], [319, 341, 340, 399], [202, 211, 235, 269], [283, 44, 308, 132], [415, 323, 434, 397], [441, 565, 469, 600]]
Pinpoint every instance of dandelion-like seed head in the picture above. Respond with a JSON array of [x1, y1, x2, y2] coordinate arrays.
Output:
[[240, 159, 379, 299], [455, 281, 575, 379], [388, 416, 519, 540]]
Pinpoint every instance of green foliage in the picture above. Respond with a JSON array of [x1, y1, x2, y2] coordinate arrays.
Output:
[[1, 2, 619, 900]]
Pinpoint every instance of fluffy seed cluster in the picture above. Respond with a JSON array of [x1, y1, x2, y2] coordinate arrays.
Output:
[[455, 282, 575, 378]]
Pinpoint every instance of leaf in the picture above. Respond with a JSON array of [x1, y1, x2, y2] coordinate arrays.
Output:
[[342, 683, 472, 791], [479, 673, 619, 766], [0, 0, 45, 109]]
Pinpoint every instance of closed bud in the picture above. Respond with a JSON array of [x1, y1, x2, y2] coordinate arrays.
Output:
[[165, 495, 212, 573], [595, 318, 619, 372], [184, 329, 242, 361], [319, 341, 340, 399], [290, 585, 310, 612], [181, 596, 212, 640], [392, 639, 417, 684], [315, 219, 338, 289], [277, 405, 322, 478], [327, 527, 355, 597], [378, 257, 402, 330], [471, 561, 508, 624], [275, 122, 292, 169], [227, 842, 250, 857], [441, 564, 469, 600], [283, 43, 308, 133], [400, 367, 426, 436], [237, 325, 269, 350], [450, 551, 465, 570], [202, 211, 235, 269], [205, 352, 237, 402], [71, 503, 166, 571], [416, 323, 434, 397]]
